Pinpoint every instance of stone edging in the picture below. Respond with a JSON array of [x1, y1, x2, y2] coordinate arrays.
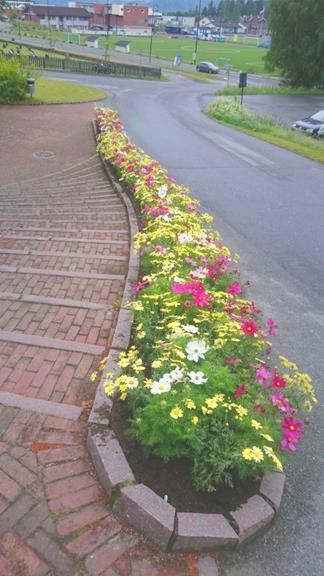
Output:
[[87, 122, 286, 552]]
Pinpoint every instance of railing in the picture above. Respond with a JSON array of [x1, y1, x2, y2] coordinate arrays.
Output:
[[3, 54, 161, 79]]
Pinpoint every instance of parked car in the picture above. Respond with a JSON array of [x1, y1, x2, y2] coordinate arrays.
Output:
[[292, 109, 324, 136], [317, 125, 324, 138], [196, 61, 219, 74]]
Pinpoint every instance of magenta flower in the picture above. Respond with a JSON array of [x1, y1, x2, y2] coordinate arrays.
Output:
[[241, 321, 259, 337], [256, 366, 272, 387], [280, 416, 304, 451], [131, 280, 149, 293], [234, 384, 247, 397], [224, 357, 241, 365], [154, 245, 167, 254], [272, 372, 286, 389], [227, 281, 242, 296]]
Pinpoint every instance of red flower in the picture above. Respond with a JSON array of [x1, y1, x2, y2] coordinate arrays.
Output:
[[272, 372, 286, 389], [241, 321, 259, 337]]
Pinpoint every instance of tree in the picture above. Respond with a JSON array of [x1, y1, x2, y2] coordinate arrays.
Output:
[[266, 0, 324, 87], [0, 0, 9, 21]]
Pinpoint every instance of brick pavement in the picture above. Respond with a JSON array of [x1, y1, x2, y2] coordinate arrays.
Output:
[[0, 105, 220, 575]]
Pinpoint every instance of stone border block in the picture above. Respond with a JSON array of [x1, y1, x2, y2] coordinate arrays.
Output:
[[230, 495, 275, 544], [111, 308, 134, 351], [87, 431, 134, 496], [259, 472, 285, 512], [88, 349, 120, 426], [172, 512, 238, 551], [113, 484, 175, 551]]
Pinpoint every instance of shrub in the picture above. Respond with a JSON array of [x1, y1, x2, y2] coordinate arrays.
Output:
[[96, 107, 317, 492], [0, 57, 29, 103]]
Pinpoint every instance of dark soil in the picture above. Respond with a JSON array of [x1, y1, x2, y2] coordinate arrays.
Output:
[[111, 400, 261, 514]]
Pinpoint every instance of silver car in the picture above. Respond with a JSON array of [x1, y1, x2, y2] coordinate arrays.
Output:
[[292, 109, 324, 136]]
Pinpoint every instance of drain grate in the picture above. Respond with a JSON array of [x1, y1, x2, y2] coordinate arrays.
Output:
[[32, 150, 55, 159]]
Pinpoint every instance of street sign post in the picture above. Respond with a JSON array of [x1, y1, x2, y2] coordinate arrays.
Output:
[[239, 71, 247, 104]]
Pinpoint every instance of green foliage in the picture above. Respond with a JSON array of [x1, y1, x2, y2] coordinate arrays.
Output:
[[208, 97, 324, 164], [266, 0, 324, 87], [0, 57, 28, 103]]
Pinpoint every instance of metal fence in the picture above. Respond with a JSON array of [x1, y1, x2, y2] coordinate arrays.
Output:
[[3, 53, 161, 79]]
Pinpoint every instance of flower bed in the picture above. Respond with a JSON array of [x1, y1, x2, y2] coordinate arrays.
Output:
[[95, 106, 317, 495]]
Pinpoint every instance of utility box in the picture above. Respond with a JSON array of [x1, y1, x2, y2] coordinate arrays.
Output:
[[26, 77, 35, 97], [239, 71, 247, 88]]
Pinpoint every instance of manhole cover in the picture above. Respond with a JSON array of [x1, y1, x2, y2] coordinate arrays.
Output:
[[32, 150, 55, 159]]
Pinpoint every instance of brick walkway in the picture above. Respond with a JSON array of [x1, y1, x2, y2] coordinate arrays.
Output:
[[0, 106, 220, 576]]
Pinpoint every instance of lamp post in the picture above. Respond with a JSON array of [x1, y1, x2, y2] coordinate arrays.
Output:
[[194, 0, 202, 57], [105, 0, 110, 60], [149, 4, 154, 64], [46, 0, 52, 50]]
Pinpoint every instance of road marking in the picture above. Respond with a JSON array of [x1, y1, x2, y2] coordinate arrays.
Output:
[[205, 131, 275, 167]]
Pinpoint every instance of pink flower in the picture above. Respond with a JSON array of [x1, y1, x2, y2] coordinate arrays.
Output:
[[131, 280, 149, 293], [154, 245, 167, 254], [227, 281, 242, 296], [224, 357, 241, 365], [241, 321, 259, 337], [234, 384, 247, 397], [266, 318, 278, 336], [272, 372, 286, 389], [270, 392, 294, 415], [256, 366, 272, 387], [280, 416, 304, 451]]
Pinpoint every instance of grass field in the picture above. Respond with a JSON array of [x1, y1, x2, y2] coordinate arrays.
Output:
[[13, 22, 272, 74], [29, 77, 106, 104]]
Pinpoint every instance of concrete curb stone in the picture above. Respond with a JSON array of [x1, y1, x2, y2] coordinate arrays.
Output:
[[113, 484, 176, 551], [172, 512, 238, 552], [229, 495, 275, 544], [259, 472, 286, 512]]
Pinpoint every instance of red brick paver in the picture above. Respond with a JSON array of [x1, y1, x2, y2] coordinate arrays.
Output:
[[0, 105, 220, 575]]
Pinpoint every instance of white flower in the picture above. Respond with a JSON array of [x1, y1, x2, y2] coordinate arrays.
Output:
[[159, 373, 172, 386], [162, 214, 172, 222], [181, 324, 199, 334], [190, 267, 208, 279], [169, 367, 184, 383], [185, 340, 208, 363], [157, 184, 168, 198], [188, 371, 207, 385], [150, 380, 172, 395], [178, 232, 193, 244]]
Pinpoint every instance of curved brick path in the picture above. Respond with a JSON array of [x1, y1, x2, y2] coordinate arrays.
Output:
[[0, 105, 220, 576]]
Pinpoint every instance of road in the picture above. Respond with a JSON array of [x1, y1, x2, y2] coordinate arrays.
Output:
[[46, 72, 324, 575]]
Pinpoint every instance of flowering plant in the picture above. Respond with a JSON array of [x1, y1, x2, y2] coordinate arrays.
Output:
[[95, 107, 317, 492]]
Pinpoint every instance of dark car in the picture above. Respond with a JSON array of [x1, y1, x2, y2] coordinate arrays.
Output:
[[196, 61, 219, 74], [292, 109, 324, 136]]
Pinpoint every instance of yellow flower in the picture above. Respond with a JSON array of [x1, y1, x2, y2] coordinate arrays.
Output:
[[144, 378, 153, 389], [185, 399, 196, 410], [261, 433, 274, 442], [137, 331, 146, 339], [264, 446, 283, 471], [251, 419, 263, 430], [192, 416, 199, 425], [170, 407, 183, 419], [118, 358, 130, 368], [235, 405, 248, 418], [90, 371, 98, 382], [132, 302, 144, 311], [250, 446, 264, 462], [152, 360, 162, 368], [242, 448, 253, 461]]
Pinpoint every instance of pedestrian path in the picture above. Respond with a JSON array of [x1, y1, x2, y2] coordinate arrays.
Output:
[[0, 106, 220, 575]]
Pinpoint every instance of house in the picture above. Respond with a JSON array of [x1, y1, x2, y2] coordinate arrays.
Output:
[[243, 15, 268, 36], [68, 3, 149, 35], [115, 39, 130, 53], [84, 35, 99, 48], [24, 5, 91, 30]]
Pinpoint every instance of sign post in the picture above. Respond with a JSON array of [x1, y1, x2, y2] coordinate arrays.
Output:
[[239, 71, 247, 105]]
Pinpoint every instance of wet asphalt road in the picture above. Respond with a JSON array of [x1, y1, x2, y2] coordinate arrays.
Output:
[[46, 72, 324, 576]]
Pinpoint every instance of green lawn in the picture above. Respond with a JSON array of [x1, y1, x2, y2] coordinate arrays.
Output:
[[29, 77, 106, 104]]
